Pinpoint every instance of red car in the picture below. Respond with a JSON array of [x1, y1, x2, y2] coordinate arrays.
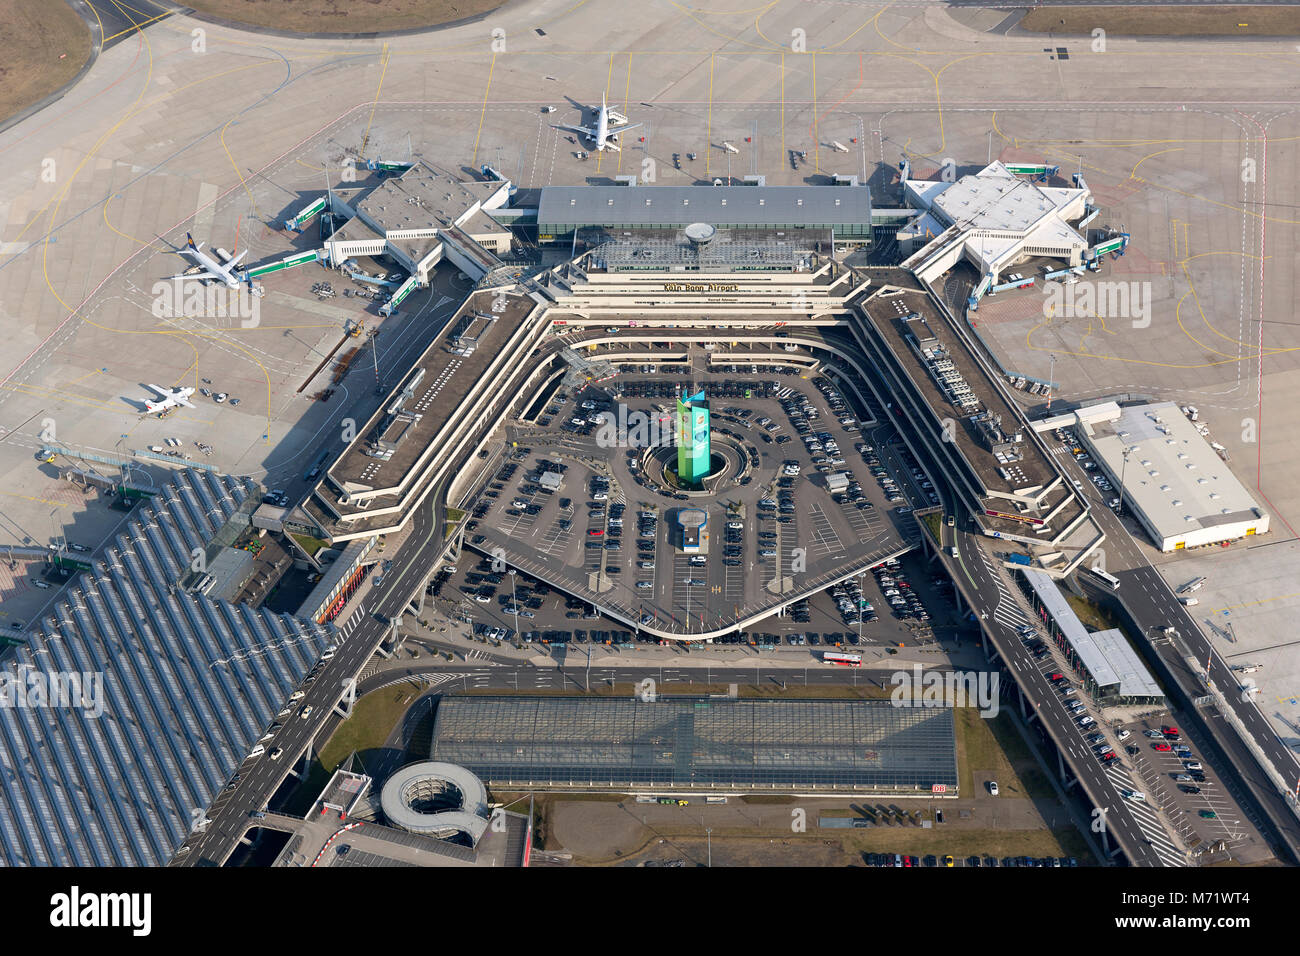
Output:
[[1153, 742, 1172, 752], [588, 529, 604, 536], [1100, 752, 1117, 762], [1049, 673, 1065, 683], [1162, 725, 1180, 738], [903, 855, 913, 867]]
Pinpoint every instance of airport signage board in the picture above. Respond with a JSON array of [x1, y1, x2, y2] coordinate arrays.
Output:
[[984, 509, 1045, 526], [931, 784, 948, 794], [662, 283, 739, 293]]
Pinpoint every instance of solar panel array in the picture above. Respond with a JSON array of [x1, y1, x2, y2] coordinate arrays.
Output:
[[0, 470, 333, 866]]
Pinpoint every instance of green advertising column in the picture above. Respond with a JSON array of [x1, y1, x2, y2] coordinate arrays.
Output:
[[677, 389, 711, 485]]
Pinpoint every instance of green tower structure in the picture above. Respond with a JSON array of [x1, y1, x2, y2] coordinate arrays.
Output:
[[676, 389, 711, 486]]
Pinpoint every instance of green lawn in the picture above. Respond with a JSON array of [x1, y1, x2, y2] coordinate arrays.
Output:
[[279, 684, 421, 815], [290, 533, 328, 557], [1066, 593, 1122, 633]]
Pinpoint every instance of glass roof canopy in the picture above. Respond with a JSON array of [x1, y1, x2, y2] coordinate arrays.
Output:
[[431, 696, 957, 793]]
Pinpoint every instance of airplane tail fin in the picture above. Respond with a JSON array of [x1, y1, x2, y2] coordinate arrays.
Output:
[[186, 232, 196, 248]]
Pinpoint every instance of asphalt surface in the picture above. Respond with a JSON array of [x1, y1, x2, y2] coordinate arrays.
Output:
[[83, 0, 172, 50], [178, 486, 447, 866]]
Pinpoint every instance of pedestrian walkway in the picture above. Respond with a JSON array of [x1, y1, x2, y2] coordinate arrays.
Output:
[[971, 537, 1030, 631]]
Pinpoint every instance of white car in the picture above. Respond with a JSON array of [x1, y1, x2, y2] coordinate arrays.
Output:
[[214, 393, 227, 403], [1120, 789, 1146, 802], [988, 781, 999, 796], [1117, 729, 1131, 740]]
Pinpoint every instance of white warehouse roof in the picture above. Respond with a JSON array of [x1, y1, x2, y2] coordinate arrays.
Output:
[[1084, 402, 1268, 551]]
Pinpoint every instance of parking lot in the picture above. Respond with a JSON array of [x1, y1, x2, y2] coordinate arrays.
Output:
[[459, 361, 913, 637]]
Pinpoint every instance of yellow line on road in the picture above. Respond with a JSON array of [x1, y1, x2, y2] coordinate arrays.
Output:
[[360, 42, 392, 159], [706, 53, 714, 176], [470, 52, 497, 167], [617, 53, 633, 178]]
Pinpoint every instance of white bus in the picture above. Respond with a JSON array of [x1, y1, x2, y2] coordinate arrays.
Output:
[[823, 651, 862, 667], [1086, 565, 1121, 590]]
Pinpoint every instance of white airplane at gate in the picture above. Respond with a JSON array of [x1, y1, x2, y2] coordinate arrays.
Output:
[[553, 94, 641, 152], [164, 232, 247, 289], [143, 385, 196, 414]]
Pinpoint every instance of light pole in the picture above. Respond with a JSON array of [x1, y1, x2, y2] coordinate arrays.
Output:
[[706, 826, 713, 867], [857, 569, 865, 645], [509, 570, 519, 641], [1047, 353, 1057, 411], [1117, 445, 1133, 518]]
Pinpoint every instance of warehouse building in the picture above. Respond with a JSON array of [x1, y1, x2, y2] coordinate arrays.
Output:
[[1081, 402, 1268, 552]]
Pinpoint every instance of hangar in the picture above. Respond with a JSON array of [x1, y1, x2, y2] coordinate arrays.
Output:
[[1075, 402, 1268, 552]]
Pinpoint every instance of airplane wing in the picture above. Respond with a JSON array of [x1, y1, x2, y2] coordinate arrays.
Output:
[[145, 384, 168, 398], [163, 267, 218, 282], [176, 396, 196, 409], [553, 124, 595, 137], [608, 122, 642, 134], [229, 250, 248, 266]]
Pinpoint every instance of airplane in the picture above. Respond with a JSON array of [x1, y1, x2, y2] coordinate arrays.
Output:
[[163, 233, 247, 288], [552, 94, 641, 152], [829, 141, 850, 153], [143, 385, 197, 414]]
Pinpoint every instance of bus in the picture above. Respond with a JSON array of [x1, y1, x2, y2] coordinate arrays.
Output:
[[1085, 565, 1121, 590], [823, 651, 862, 667]]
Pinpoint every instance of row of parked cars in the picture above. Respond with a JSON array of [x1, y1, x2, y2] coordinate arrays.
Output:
[[1146, 725, 1209, 791], [1057, 426, 1121, 509], [873, 558, 929, 623], [830, 576, 876, 626]]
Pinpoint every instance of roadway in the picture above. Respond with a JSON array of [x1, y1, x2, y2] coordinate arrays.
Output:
[[944, 524, 1182, 865], [835, 324, 1180, 866], [177, 481, 450, 866], [1049, 450, 1300, 859]]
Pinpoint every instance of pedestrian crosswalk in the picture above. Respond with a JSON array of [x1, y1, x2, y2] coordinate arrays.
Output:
[[972, 540, 1030, 631]]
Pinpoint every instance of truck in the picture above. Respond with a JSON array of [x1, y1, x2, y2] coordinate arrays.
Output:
[[1005, 552, 1032, 567]]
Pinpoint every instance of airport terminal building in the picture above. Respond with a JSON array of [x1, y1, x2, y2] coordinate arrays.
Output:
[[536, 183, 873, 248]]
